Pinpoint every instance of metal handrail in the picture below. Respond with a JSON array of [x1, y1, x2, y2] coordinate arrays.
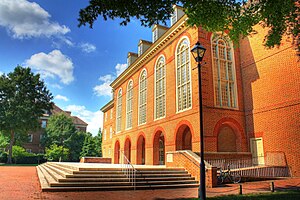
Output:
[[119, 150, 137, 190]]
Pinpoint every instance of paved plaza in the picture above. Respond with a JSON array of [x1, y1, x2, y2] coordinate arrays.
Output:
[[0, 166, 299, 200]]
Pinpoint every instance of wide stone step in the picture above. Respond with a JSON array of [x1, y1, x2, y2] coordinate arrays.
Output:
[[50, 180, 197, 187], [59, 176, 195, 182], [37, 162, 198, 192]]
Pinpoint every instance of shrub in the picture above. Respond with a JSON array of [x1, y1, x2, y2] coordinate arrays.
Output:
[[0, 150, 8, 163], [45, 144, 69, 161]]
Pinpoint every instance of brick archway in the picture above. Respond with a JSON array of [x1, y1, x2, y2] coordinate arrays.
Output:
[[175, 124, 193, 151], [114, 140, 120, 164], [153, 130, 165, 165], [213, 117, 245, 152], [124, 137, 131, 162], [136, 135, 146, 165]]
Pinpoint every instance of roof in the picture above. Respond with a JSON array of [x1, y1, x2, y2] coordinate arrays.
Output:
[[100, 100, 114, 112], [72, 116, 88, 126]]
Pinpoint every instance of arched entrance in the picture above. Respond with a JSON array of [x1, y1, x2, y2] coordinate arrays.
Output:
[[176, 125, 192, 151], [153, 132, 165, 165], [114, 141, 120, 164], [124, 138, 131, 162], [218, 126, 237, 152], [137, 135, 145, 165]]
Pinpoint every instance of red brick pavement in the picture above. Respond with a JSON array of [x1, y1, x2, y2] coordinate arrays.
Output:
[[0, 166, 299, 200]]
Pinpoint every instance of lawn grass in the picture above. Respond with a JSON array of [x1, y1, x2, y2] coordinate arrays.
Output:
[[185, 190, 300, 200], [0, 163, 38, 166]]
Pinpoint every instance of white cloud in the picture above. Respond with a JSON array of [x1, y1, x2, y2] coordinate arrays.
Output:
[[93, 63, 127, 97], [0, 71, 3, 75], [115, 63, 127, 76], [0, 0, 70, 39], [80, 42, 96, 53], [25, 50, 74, 84], [65, 105, 103, 136], [93, 75, 114, 97], [54, 94, 69, 102], [50, 83, 62, 89]]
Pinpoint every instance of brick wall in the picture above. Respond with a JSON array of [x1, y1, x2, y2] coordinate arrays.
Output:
[[80, 157, 112, 163], [240, 25, 300, 176], [166, 151, 217, 188]]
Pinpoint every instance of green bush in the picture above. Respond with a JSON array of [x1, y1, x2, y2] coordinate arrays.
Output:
[[45, 144, 69, 161], [0, 150, 8, 163]]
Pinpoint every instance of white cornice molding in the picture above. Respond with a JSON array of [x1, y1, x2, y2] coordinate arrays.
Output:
[[110, 16, 188, 89]]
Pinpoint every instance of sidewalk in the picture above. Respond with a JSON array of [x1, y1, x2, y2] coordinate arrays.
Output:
[[0, 166, 299, 200]]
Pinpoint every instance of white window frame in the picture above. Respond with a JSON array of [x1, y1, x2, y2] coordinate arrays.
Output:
[[211, 33, 238, 109], [103, 129, 107, 141], [152, 28, 158, 42], [138, 44, 143, 56], [126, 80, 133, 129], [116, 88, 122, 133], [154, 55, 166, 120], [28, 134, 33, 143], [138, 69, 147, 125], [110, 108, 113, 119], [175, 36, 193, 113], [41, 120, 47, 128], [110, 126, 113, 139]]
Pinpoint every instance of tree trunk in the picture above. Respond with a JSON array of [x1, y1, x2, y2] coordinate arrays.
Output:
[[7, 130, 14, 164]]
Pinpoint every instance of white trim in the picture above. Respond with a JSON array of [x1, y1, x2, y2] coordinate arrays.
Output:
[[125, 79, 133, 130], [154, 55, 166, 120], [211, 33, 238, 109], [116, 88, 122, 133], [138, 68, 147, 126], [175, 36, 193, 113]]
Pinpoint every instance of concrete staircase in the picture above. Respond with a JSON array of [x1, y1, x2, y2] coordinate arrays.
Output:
[[37, 162, 199, 191]]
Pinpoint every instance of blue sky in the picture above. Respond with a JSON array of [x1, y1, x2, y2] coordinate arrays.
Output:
[[0, 0, 152, 135]]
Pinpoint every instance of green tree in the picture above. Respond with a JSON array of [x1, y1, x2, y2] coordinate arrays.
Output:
[[0, 132, 9, 150], [12, 145, 31, 164], [78, 0, 299, 53], [0, 66, 53, 164], [80, 133, 100, 158], [95, 128, 102, 156], [43, 113, 77, 148], [45, 144, 69, 162], [65, 131, 87, 161]]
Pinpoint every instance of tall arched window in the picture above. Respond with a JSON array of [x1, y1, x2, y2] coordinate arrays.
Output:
[[116, 88, 122, 132], [139, 69, 147, 125], [176, 38, 192, 112], [126, 80, 133, 129], [155, 56, 166, 119], [212, 34, 237, 108]]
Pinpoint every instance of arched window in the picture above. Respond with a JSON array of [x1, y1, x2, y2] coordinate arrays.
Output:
[[155, 56, 166, 119], [212, 34, 237, 108], [176, 38, 192, 112], [126, 80, 133, 129], [116, 88, 122, 132], [139, 69, 147, 125]]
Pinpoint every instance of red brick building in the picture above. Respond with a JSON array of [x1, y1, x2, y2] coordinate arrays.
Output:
[[23, 105, 88, 153], [101, 6, 300, 176]]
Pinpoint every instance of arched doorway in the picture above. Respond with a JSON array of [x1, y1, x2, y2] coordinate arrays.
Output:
[[218, 126, 237, 152], [153, 132, 165, 165], [114, 141, 120, 164], [124, 138, 131, 162], [137, 135, 145, 165], [176, 125, 192, 151]]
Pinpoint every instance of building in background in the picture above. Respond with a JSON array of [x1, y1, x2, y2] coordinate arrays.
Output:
[[23, 104, 88, 153], [100, 5, 300, 176]]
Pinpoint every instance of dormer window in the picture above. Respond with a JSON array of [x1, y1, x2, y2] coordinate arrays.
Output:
[[127, 56, 131, 66], [153, 28, 158, 42], [170, 5, 185, 26], [138, 44, 143, 56], [171, 11, 177, 26]]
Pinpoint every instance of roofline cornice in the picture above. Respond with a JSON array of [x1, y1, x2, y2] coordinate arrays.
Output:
[[110, 15, 188, 89], [100, 100, 114, 112]]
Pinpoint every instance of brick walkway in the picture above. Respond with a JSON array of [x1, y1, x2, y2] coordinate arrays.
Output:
[[0, 166, 299, 200]]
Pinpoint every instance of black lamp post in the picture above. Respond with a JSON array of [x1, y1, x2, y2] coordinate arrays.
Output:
[[191, 41, 206, 200]]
